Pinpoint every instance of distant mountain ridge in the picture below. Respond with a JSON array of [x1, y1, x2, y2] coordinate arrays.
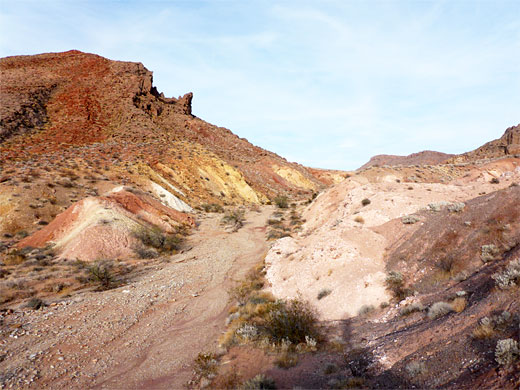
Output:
[[358, 150, 453, 170]]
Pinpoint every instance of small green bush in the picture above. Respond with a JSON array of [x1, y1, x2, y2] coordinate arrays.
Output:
[[273, 195, 289, 209], [25, 297, 46, 310], [361, 198, 371, 206], [133, 226, 182, 252], [87, 261, 114, 290], [265, 299, 320, 344]]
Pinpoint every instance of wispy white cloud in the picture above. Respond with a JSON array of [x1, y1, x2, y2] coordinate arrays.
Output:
[[1, 0, 519, 169]]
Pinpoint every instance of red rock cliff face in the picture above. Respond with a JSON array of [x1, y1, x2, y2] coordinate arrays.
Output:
[[0, 50, 331, 201]]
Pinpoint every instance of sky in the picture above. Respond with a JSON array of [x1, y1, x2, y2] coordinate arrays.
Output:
[[1, 1, 519, 170]]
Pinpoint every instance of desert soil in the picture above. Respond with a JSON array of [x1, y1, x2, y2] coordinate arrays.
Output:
[[0, 207, 272, 389]]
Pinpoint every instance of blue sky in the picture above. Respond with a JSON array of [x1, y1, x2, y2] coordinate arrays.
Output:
[[1, 1, 519, 169]]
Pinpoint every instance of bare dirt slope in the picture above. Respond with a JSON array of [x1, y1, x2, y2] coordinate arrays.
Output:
[[0, 207, 272, 389], [265, 161, 520, 320]]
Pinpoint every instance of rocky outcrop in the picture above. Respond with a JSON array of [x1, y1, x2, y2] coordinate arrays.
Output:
[[0, 50, 328, 201], [448, 123, 520, 163]]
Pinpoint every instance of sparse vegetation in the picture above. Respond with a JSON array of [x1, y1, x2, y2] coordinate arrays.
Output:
[[361, 198, 371, 206], [87, 260, 114, 290], [25, 297, 46, 310], [273, 195, 289, 209], [437, 256, 455, 273], [242, 374, 276, 390], [399, 302, 425, 316], [358, 304, 375, 316], [200, 203, 224, 213], [447, 202, 465, 212], [427, 301, 453, 320], [265, 299, 320, 344], [317, 288, 332, 300], [193, 352, 219, 380], [451, 297, 467, 313], [481, 244, 500, 262], [492, 259, 520, 289], [406, 360, 427, 377], [221, 208, 246, 231], [473, 317, 495, 339], [402, 215, 420, 224], [133, 225, 182, 253], [385, 271, 408, 300], [495, 338, 519, 366]]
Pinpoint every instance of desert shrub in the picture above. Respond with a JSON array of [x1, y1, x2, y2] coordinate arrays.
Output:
[[222, 209, 246, 231], [428, 201, 451, 212], [490, 177, 500, 184], [317, 288, 332, 300], [406, 361, 427, 377], [236, 323, 259, 341], [267, 218, 282, 226], [275, 350, 299, 368], [4, 250, 26, 265], [447, 202, 465, 212], [451, 297, 467, 313], [453, 271, 469, 282], [25, 297, 46, 310], [495, 339, 519, 366], [134, 247, 158, 259], [345, 348, 373, 377], [495, 310, 513, 327], [265, 299, 320, 344], [133, 226, 181, 252], [212, 371, 243, 390], [428, 301, 453, 319], [492, 259, 520, 289], [201, 203, 224, 213], [228, 264, 265, 305], [358, 304, 375, 316], [87, 261, 114, 289], [402, 215, 420, 224], [437, 256, 456, 273], [273, 195, 289, 209], [385, 271, 408, 300], [242, 374, 276, 390], [473, 317, 495, 339], [193, 352, 218, 379], [266, 229, 291, 240], [361, 198, 371, 206], [399, 302, 425, 316], [481, 244, 500, 262]]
